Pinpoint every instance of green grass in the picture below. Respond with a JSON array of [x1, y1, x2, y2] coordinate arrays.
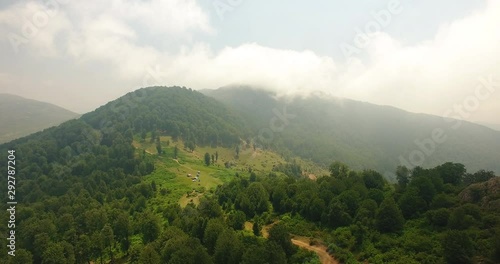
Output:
[[133, 135, 327, 209]]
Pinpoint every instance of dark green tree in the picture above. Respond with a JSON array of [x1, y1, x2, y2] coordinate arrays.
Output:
[[9, 249, 33, 264], [436, 162, 466, 185], [173, 145, 178, 159], [213, 230, 244, 264], [76, 234, 91, 263], [329, 161, 349, 179], [246, 182, 269, 215], [396, 165, 410, 189], [399, 187, 427, 219], [376, 197, 405, 233], [101, 224, 114, 263], [266, 241, 288, 264], [228, 210, 246, 230], [442, 230, 474, 264], [362, 170, 385, 190], [198, 197, 223, 218], [326, 199, 352, 228], [42, 242, 66, 264], [241, 245, 269, 264], [156, 139, 162, 155], [150, 130, 157, 143], [249, 172, 257, 182], [139, 244, 161, 264], [151, 180, 157, 192], [141, 211, 161, 243], [268, 222, 296, 256], [204, 152, 211, 166], [252, 220, 261, 236], [203, 218, 226, 255]]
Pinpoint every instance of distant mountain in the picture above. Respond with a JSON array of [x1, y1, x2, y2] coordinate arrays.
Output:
[[0, 94, 79, 143], [202, 86, 500, 175], [4, 86, 498, 176], [1, 85, 498, 264], [477, 122, 500, 132]]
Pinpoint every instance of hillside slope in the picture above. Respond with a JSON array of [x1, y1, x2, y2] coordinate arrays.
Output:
[[0, 94, 79, 143], [202, 87, 500, 175], [1, 86, 498, 264], [81, 86, 247, 148]]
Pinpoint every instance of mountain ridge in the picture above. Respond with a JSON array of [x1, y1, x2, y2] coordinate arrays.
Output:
[[0, 93, 80, 143], [202, 86, 500, 175]]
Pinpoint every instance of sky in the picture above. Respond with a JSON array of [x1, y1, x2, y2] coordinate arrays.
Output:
[[0, 0, 498, 126]]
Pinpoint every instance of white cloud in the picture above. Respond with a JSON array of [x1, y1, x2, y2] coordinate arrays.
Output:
[[342, 0, 500, 120], [0, 1, 72, 56], [158, 43, 338, 94], [0, 0, 498, 124]]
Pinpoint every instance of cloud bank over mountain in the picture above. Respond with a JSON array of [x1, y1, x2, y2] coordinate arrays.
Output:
[[0, 0, 498, 124]]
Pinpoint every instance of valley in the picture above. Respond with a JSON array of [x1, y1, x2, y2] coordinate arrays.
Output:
[[0, 86, 498, 264]]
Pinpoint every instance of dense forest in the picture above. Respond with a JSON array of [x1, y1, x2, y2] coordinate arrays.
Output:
[[203, 87, 500, 175], [82, 87, 246, 148], [0, 86, 499, 263]]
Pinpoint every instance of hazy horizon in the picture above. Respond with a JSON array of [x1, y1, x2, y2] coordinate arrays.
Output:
[[0, 0, 498, 125]]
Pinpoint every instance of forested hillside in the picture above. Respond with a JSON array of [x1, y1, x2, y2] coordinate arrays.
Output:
[[81, 86, 247, 148], [0, 94, 79, 144], [0, 86, 498, 264], [203, 87, 500, 176]]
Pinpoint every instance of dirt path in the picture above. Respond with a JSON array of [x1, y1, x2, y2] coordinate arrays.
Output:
[[291, 236, 339, 264], [262, 222, 338, 264]]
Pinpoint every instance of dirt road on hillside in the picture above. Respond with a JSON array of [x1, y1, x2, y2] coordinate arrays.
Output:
[[262, 222, 338, 264], [291, 237, 339, 264]]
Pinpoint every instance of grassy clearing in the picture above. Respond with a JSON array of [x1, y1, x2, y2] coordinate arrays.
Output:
[[133, 135, 326, 209]]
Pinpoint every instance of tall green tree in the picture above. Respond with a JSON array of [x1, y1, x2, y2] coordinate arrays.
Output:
[[213, 230, 244, 264], [436, 162, 466, 185], [268, 222, 296, 256], [442, 230, 474, 264], [204, 152, 211, 166], [156, 139, 162, 155], [139, 244, 161, 264], [101, 224, 114, 263], [173, 145, 178, 159], [396, 165, 410, 188], [203, 218, 226, 255], [246, 182, 269, 215], [329, 161, 349, 179], [252, 220, 261, 236], [9, 249, 33, 264], [141, 211, 161, 244], [398, 187, 427, 219], [42, 242, 66, 264], [376, 197, 405, 233]]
